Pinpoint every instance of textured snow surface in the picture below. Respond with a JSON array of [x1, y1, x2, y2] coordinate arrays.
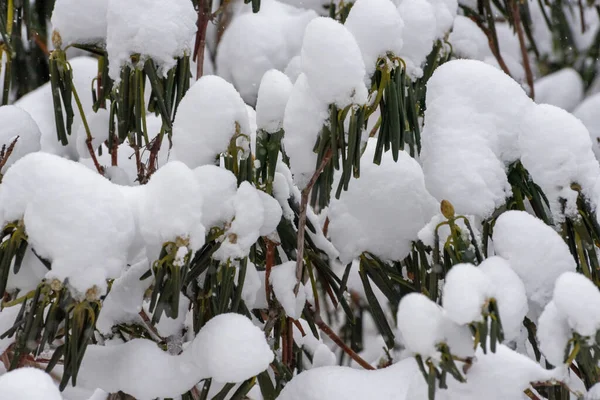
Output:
[[534, 68, 584, 111], [421, 59, 534, 218], [172, 75, 251, 169], [0, 368, 62, 400], [51, 0, 108, 46], [492, 211, 576, 317], [328, 139, 437, 263], [0, 153, 135, 298], [106, 0, 196, 80], [344, 0, 404, 78], [79, 313, 273, 399], [300, 17, 368, 108], [256, 69, 294, 133], [216, 0, 316, 104]]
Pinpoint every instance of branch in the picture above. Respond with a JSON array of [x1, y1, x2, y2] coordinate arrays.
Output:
[[511, 0, 535, 99], [193, 0, 211, 80], [469, 13, 512, 77], [0, 136, 18, 172], [294, 148, 333, 295], [312, 309, 375, 370]]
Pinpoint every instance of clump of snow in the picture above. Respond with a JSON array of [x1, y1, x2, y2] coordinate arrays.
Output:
[[106, 0, 196, 80], [492, 211, 576, 317], [397, 293, 448, 357], [0, 368, 62, 400], [478, 257, 528, 342], [79, 313, 273, 399], [395, 0, 437, 79], [277, 357, 421, 400], [282, 74, 328, 189], [300, 17, 368, 107], [51, 0, 108, 47], [216, 0, 316, 104], [213, 182, 273, 261], [256, 69, 294, 133], [537, 301, 571, 367], [134, 161, 205, 261], [553, 272, 600, 337], [193, 165, 237, 228], [442, 263, 493, 325], [448, 15, 490, 60], [0, 106, 41, 173], [573, 92, 600, 161], [534, 68, 584, 111], [344, 0, 404, 78], [172, 75, 250, 169], [269, 261, 306, 319], [284, 56, 303, 83], [421, 59, 534, 217], [0, 152, 135, 298], [328, 139, 437, 263], [520, 104, 600, 223]]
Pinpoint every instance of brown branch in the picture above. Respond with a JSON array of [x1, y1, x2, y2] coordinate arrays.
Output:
[[265, 239, 275, 305], [0, 136, 18, 172], [294, 148, 333, 295], [313, 311, 375, 370], [86, 136, 104, 175], [194, 0, 211, 80], [469, 14, 512, 77], [512, 0, 535, 99], [144, 134, 163, 182]]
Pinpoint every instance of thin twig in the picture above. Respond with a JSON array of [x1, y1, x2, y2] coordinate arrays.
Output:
[[193, 0, 211, 80], [469, 12, 512, 77], [512, 0, 535, 99], [294, 149, 333, 295], [265, 239, 275, 305], [313, 311, 375, 370], [0, 136, 18, 172], [138, 310, 164, 343]]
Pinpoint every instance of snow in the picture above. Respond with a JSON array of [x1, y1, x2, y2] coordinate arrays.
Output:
[[0, 152, 135, 299], [519, 104, 600, 223], [537, 301, 571, 367], [282, 73, 328, 189], [300, 17, 368, 107], [172, 75, 250, 169], [213, 182, 265, 261], [328, 139, 437, 264], [256, 69, 294, 133], [448, 15, 490, 60], [135, 161, 205, 261], [0, 368, 62, 400], [344, 0, 404, 78], [269, 261, 306, 319], [534, 68, 584, 111], [0, 106, 41, 173], [421, 59, 534, 217], [216, 0, 316, 105], [442, 263, 493, 325], [573, 93, 600, 161], [478, 257, 528, 342], [396, 0, 437, 79], [257, 189, 283, 236], [51, 0, 108, 47], [277, 357, 421, 400], [0, 305, 21, 354], [553, 272, 600, 337], [79, 313, 273, 399], [397, 293, 447, 357], [193, 165, 237, 228], [492, 211, 576, 317], [106, 0, 196, 80]]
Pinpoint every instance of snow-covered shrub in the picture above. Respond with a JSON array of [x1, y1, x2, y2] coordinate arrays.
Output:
[[0, 0, 599, 399]]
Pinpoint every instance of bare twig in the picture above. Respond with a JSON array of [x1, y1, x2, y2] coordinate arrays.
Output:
[[294, 149, 333, 295], [265, 239, 276, 305], [193, 0, 211, 80], [469, 14, 513, 77], [0, 136, 18, 172], [313, 310, 375, 370], [512, 0, 535, 99], [138, 310, 164, 343]]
